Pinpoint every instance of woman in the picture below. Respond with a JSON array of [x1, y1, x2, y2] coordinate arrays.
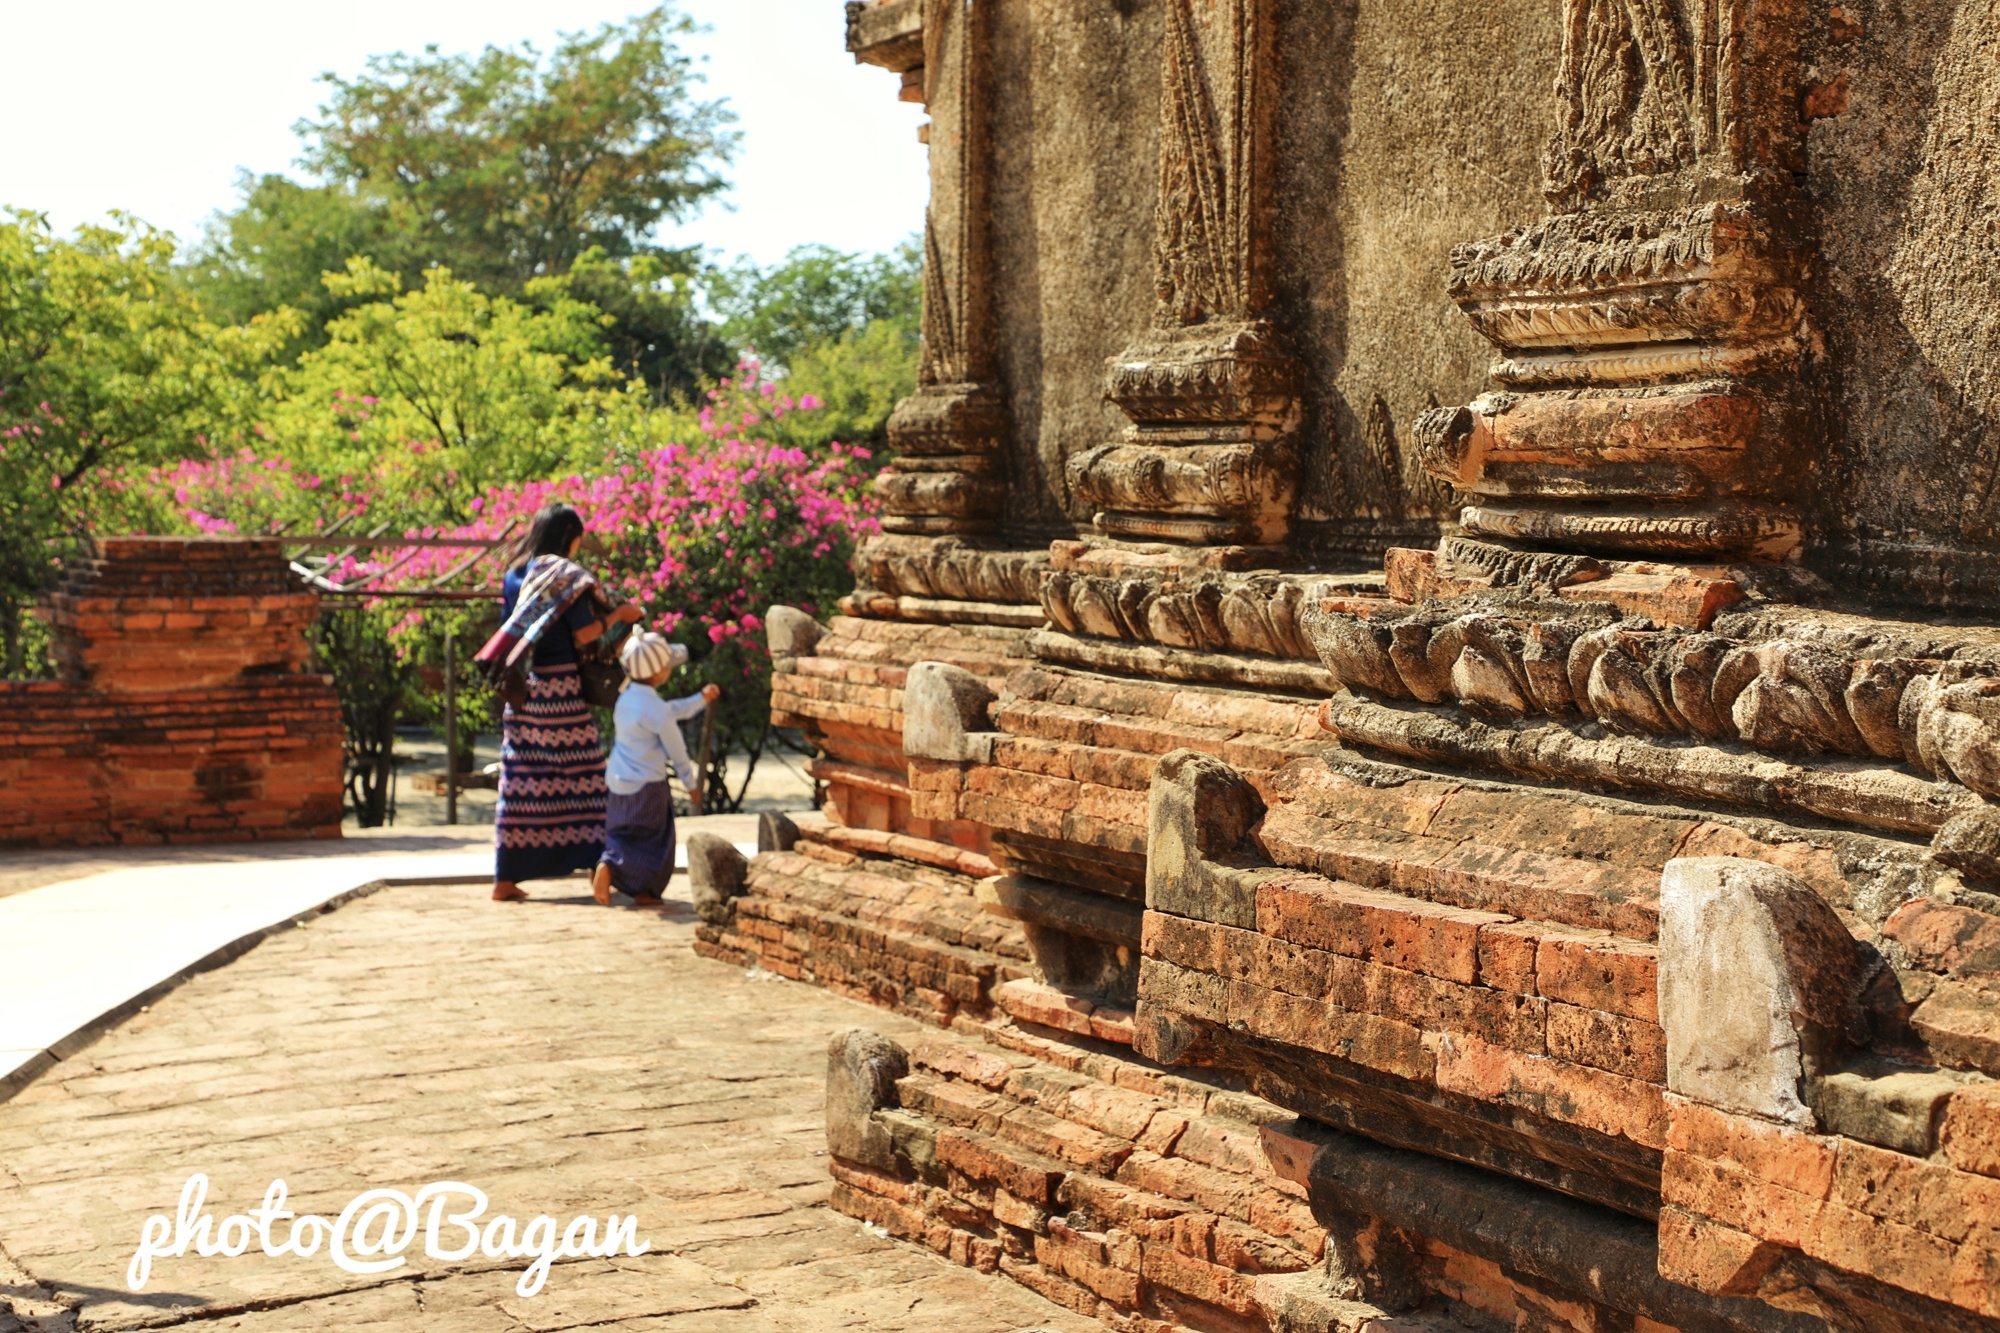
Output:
[[476, 503, 641, 902]]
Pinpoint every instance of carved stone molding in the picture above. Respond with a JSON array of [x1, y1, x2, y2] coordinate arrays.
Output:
[[1078, 0, 1298, 548], [1420, 202, 1812, 560], [870, 0, 1009, 538], [1542, 0, 1806, 213], [853, 533, 1047, 605], [1042, 568, 1325, 661], [1421, 0, 1815, 566], [1305, 590, 2000, 805]]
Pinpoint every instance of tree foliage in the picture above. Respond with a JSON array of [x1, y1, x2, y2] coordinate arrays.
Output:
[[697, 239, 922, 452], [262, 259, 633, 519], [311, 605, 415, 827], [707, 239, 920, 371], [562, 247, 734, 404], [758, 318, 918, 453], [300, 4, 734, 291], [187, 4, 736, 385], [184, 175, 411, 361], [0, 212, 278, 671]]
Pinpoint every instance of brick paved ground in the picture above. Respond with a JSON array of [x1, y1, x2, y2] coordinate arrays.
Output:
[[0, 875, 1095, 1333]]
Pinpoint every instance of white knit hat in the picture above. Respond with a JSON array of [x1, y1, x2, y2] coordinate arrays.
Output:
[[619, 632, 687, 683]]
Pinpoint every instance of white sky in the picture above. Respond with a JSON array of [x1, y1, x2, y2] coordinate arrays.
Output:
[[0, 0, 928, 267]]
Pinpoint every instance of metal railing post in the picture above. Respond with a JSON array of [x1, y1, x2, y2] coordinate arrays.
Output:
[[444, 628, 459, 826]]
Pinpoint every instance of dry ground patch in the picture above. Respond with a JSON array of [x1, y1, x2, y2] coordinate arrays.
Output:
[[0, 874, 1091, 1333]]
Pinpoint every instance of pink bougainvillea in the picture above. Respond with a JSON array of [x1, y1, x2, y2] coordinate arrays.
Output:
[[119, 359, 880, 810], [133, 359, 879, 653]]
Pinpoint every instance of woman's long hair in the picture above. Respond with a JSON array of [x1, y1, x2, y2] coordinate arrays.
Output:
[[509, 503, 586, 573]]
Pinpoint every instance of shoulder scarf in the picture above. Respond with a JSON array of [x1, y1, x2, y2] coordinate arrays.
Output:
[[473, 554, 597, 673]]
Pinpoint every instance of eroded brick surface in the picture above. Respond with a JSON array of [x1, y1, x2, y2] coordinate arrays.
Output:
[[756, 621, 2000, 1329], [696, 837, 1032, 1026], [0, 538, 342, 849], [771, 617, 1030, 846], [831, 1023, 1328, 1332]]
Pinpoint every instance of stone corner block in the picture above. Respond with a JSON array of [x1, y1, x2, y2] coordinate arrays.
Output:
[[1655, 1204, 1788, 1299], [902, 660, 998, 762], [825, 1028, 909, 1171], [1251, 1270, 1408, 1333], [757, 810, 800, 854], [1659, 856, 1863, 1130], [687, 832, 749, 927], [1809, 1062, 1968, 1157], [1146, 748, 1267, 924], [766, 605, 825, 659], [1131, 998, 1219, 1068]]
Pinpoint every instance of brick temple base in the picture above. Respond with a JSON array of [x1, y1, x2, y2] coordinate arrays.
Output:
[[0, 538, 343, 847]]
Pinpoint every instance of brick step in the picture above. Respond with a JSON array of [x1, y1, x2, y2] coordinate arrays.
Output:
[[916, 665, 1332, 901], [1006, 666, 1325, 739], [834, 1017, 1759, 1333], [990, 978, 1138, 1047], [992, 699, 1322, 773], [792, 813, 998, 878], [790, 655, 912, 689], [1249, 756, 1928, 944], [697, 842, 1030, 1025], [741, 850, 1015, 942], [772, 671, 902, 713], [810, 725, 909, 773], [823, 614, 1033, 670], [827, 1024, 1334, 1332]]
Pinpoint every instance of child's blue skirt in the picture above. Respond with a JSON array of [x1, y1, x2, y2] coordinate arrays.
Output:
[[599, 779, 675, 898]]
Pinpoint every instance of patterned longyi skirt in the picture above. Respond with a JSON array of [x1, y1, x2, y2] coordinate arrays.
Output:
[[494, 660, 608, 883]]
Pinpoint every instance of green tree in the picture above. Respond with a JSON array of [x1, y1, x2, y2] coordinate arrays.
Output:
[[698, 238, 921, 450], [303, 4, 733, 290], [264, 259, 636, 520], [765, 319, 919, 453], [310, 605, 418, 827], [562, 247, 734, 404], [0, 211, 278, 673], [183, 175, 413, 359], [188, 5, 735, 382], [707, 238, 920, 370]]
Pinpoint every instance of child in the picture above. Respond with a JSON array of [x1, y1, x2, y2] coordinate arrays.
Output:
[[592, 632, 721, 907]]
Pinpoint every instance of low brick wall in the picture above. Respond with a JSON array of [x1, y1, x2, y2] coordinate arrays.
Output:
[[0, 537, 343, 847], [749, 588, 2000, 1331]]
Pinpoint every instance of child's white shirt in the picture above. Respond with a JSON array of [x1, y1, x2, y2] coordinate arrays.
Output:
[[606, 682, 708, 795]]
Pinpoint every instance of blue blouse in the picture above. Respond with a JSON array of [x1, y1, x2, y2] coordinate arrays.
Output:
[[501, 566, 598, 668]]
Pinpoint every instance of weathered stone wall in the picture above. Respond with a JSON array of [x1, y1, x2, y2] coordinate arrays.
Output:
[[0, 537, 344, 847], [1272, 0, 1556, 557], [987, 0, 1159, 535], [801, 2, 2000, 1328], [907, 0, 2000, 601], [977, 0, 1560, 560], [1808, 0, 2000, 604]]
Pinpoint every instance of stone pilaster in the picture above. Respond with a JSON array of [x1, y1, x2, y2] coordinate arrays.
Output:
[[855, 0, 1010, 538], [1070, 0, 1299, 549]]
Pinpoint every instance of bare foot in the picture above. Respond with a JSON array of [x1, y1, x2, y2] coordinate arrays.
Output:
[[631, 895, 665, 909], [492, 883, 529, 902], [591, 863, 613, 906]]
